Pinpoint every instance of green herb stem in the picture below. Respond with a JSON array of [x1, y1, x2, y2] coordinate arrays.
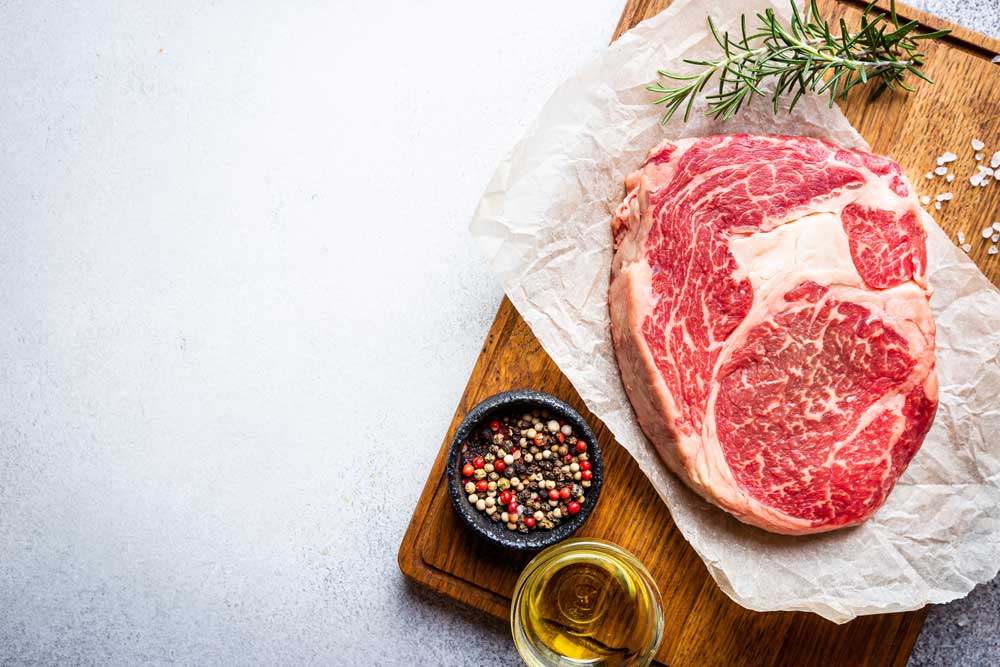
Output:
[[649, 0, 949, 123]]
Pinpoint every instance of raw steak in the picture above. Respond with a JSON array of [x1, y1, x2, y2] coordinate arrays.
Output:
[[609, 134, 938, 535]]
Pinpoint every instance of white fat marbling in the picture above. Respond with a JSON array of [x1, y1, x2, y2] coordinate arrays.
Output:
[[730, 213, 861, 290]]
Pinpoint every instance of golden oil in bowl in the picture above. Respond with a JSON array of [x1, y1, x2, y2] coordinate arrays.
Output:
[[511, 538, 664, 667]]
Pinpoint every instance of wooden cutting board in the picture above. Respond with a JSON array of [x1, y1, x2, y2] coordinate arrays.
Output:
[[399, 2, 1000, 665]]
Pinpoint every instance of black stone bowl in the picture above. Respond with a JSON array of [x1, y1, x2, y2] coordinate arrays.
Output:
[[446, 389, 604, 551]]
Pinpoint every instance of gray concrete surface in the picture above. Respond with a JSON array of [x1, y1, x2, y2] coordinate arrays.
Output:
[[0, 1, 996, 666]]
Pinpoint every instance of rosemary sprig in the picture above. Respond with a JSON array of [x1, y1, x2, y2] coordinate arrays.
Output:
[[648, 0, 950, 123]]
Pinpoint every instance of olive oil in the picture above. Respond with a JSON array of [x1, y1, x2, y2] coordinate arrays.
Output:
[[512, 539, 664, 667]]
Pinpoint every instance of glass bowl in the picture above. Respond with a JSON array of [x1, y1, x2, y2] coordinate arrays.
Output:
[[511, 538, 664, 667]]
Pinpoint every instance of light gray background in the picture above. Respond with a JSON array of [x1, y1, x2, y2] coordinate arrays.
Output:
[[0, 1, 997, 666]]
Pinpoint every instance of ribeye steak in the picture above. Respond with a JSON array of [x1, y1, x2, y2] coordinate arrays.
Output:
[[609, 134, 938, 535]]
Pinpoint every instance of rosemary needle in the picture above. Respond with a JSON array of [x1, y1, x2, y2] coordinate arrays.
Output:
[[648, 0, 950, 123]]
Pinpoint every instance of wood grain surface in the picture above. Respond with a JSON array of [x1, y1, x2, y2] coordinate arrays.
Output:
[[399, 1, 1000, 665]]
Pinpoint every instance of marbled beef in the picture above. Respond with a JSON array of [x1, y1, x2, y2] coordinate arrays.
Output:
[[609, 134, 938, 535]]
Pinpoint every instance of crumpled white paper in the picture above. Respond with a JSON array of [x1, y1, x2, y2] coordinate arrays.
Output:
[[470, 0, 1000, 623]]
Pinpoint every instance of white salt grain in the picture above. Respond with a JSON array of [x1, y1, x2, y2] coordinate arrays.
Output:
[[983, 227, 994, 239], [958, 231, 966, 243], [972, 174, 984, 186], [993, 222, 1000, 232], [990, 246, 999, 256], [947, 173, 955, 183], [993, 233, 999, 243], [939, 151, 958, 164], [925, 172, 934, 179], [934, 166, 948, 175], [934, 202, 942, 210], [992, 151, 1000, 169], [976, 153, 984, 161], [962, 243, 972, 253], [920, 195, 931, 205], [972, 138, 986, 151], [936, 192, 953, 201]]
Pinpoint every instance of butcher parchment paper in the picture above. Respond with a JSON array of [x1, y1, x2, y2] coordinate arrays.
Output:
[[469, 0, 1000, 623]]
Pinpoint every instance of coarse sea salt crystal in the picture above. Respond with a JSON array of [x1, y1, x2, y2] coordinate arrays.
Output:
[[983, 227, 994, 239], [990, 245, 999, 256], [973, 138, 986, 151], [934, 202, 941, 210], [971, 174, 984, 186], [947, 173, 955, 182], [936, 192, 953, 201], [934, 166, 948, 175], [993, 233, 1000, 243], [976, 153, 984, 161], [962, 243, 972, 252], [993, 222, 1000, 232], [978, 165, 995, 176], [958, 231, 966, 243], [992, 151, 1000, 169], [925, 172, 934, 179], [938, 151, 958, 165], [920, 195, 931, 205]]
